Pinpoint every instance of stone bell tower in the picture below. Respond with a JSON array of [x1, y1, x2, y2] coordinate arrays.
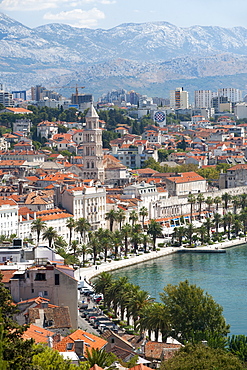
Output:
[[81, 103, 105, 183]]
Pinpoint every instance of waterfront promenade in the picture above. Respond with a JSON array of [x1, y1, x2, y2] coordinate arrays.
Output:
[[74, 237, 247, 283]]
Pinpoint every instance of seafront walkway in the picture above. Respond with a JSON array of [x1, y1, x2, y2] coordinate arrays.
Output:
[[74, 237, 247, 283]]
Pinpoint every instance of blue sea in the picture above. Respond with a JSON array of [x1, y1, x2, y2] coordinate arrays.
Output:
[[114, 244, 247, 335]]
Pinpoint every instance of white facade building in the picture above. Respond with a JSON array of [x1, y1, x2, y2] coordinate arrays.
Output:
[[0, 199, 18, 237], [54, 185, 106, 231], [194, 90, 212, 108], [37, 121, 58, 139], [170, 88, 189, 109], [218, 88, 242, 103]]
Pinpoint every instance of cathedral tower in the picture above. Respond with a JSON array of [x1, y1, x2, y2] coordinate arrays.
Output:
[[82, 103, 105, 183]]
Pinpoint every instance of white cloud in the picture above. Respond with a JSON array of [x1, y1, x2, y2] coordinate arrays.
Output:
[[0, 0, 115, 11], [44, 7, 105, 27], [0, 0, 59, 11]]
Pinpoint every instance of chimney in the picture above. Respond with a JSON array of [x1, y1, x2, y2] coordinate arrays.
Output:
[[74, 340, 84, 357]]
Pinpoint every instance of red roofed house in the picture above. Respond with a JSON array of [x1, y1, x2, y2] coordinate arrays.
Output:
[[164, 172, 207, 196], [9, 263, 78, 329], [54, 329, 107, 358], [37, 121, 58, 139]]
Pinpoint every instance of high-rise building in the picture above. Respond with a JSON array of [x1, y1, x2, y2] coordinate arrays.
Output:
[[0, 90, 14, 107], [170, 87, 189, 109], [194, 90, 213, 108], [81, 103, 105, 183], [217, 88, 242, 103]]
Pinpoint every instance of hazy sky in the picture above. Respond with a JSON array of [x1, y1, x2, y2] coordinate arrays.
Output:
[[1, 0, 247, 29]]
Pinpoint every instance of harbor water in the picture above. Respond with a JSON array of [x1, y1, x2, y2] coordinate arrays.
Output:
[[114, 244, 247, 335]]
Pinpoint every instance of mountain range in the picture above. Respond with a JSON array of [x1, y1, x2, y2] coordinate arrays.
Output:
[[1, 12, 247, 99]]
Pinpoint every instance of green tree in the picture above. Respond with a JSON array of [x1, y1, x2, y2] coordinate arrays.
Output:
[[213, 213, 222, 236], [85, 347, 116, 368], [160, 280, 230, 344], [116, 208, 126, 230], [42, 226, 58, 249], [185, 223, 195, 246], [93, 272, 114, 308], [121, 223, 132, 256], [31, 218, 47, 244], [160, 344, 244, 370], [222, 192, 232, 212], [187, 194, 196, 221], [66, 217, 76, 245], [228, 334, 247, 362], [139, 206, 148, 229], [105, 209, 117, 232], [147, 219, 163, 250], [129, 210, 138, 226], [197, 193, 205, 219], [0, 274, 36, 369], [32, 345, 85, 370], [214, 195, 222, 212], [75, 218, 90, 242], [205, 196, 213, 213]]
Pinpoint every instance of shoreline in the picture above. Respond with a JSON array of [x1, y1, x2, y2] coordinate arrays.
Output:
[[74, 237, 247, 282]]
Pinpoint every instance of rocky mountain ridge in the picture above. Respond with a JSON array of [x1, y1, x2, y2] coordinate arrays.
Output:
[[1, 12, 247, 97]]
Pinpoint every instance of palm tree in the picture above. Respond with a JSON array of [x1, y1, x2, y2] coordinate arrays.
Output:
[[214, 196, 221, 213], [66, 217, 76, 245], [131, 232, 142, 254], [121, 223, 132, 257], [185, 223, 195, 246], [116, 208, 126, 230], [105, 209, 117, 232], [187, 194, 196, 221], [205, 196, 214, 214], [204, 217, 212, 239], [147, 220, 163, 251], [213, 213, 221, 236], [31, 218, 47, 244], [139, 302, 169, 341], [197, 193, 205, 219], [139, 206, 148, 229], [232, 195, 240, 214], [75, 218, 90, 243], [197, 225, 206, 245], [129, 210, 138, 226], [232, 216, 242, 237], [89, 233, 101, 265], [93, 272, 114, 309], [173, 226, 185, 246], [54, 235, 67, 251], [86, 348, 112, 368], [70, 240, 81, 260], [111, 276, 129, 317], [142, 233, 152, 252], [223, 212, 233, 239], [42, 227, 58, 249], [112, 230, 122, 259], [80, 244, 90, 266], [240, 208, 247, 235], [98, 229, 112, 262], [240, 193, 247, 210], [222, 193, 232, 213], [129, 289, 154, 329]]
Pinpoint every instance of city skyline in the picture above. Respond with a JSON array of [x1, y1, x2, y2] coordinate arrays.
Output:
[[0, 0, 247, 30]]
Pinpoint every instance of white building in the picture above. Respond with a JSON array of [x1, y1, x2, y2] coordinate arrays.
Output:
[[194, 90, 213, 109], [234, 103, 247, 119], [13, 119, 31, 135], [170, 87, 189, 109], [218, 88, 242, 103], [0, 198, 18, 237], [37, 121, 58, 139], [54, 184, 106, 231]]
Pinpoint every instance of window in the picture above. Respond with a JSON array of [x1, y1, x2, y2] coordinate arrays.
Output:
[[44, 291, 48, 296], [66, 343, 74, 350], [35, 273, 46, 281], [111, 338, 115, 344], [55, 274, 60, 285]]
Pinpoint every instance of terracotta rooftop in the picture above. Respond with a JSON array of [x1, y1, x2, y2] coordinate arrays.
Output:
[[22, 324, 55, 344]]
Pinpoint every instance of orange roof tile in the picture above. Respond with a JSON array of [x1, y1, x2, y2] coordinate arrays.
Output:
[[22, 324, 54, 344]]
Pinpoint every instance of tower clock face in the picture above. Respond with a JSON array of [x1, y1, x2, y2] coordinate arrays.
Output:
[[154, 111, 166, 123]]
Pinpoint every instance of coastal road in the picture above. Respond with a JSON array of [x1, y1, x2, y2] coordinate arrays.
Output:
[[77, 294, 99, 335]]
